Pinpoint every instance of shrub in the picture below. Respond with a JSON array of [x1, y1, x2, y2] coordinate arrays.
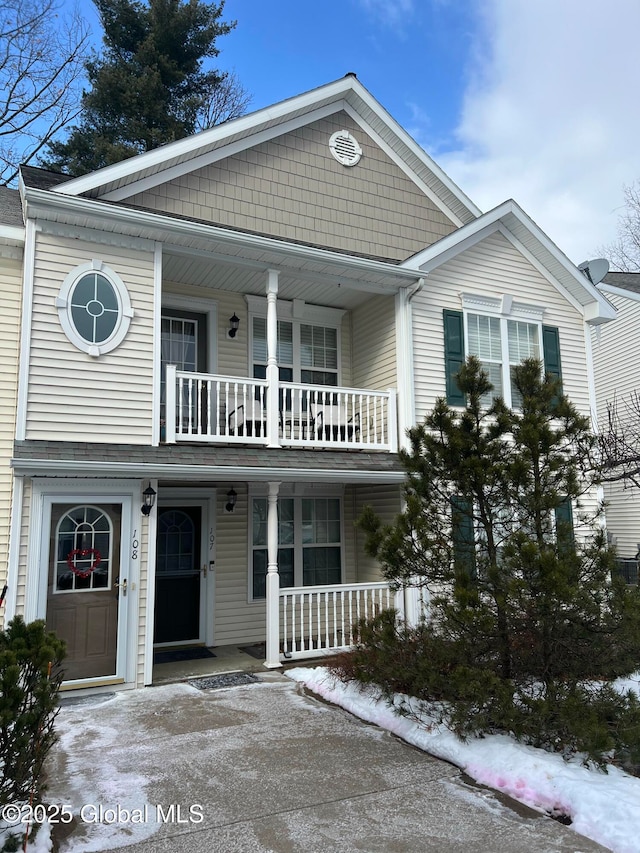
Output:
[[0, 617, 65, 809], [332, 610, 640, 768]]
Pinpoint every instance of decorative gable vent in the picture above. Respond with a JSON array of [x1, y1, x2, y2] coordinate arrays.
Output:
[[329, 130, 362, 167]]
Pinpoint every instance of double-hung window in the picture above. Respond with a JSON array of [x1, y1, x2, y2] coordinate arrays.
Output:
[[466, 313, 541, 407], [444, 296, 559, 408], [251, 494, 342, 600], [248, 297, 343, 396]]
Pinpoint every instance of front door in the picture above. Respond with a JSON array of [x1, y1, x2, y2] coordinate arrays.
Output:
[[46, 503, 123, 681], [154, 506, 202, 644]]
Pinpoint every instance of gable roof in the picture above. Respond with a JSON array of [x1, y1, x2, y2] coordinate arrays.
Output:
[[403, 199, 617, 325], [600, 271, 640, 302], [50, 75, 480, 228]]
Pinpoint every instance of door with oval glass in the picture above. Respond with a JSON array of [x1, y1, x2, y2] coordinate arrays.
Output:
[[46, 503, 123, 681], [154, 506, 203, 644]]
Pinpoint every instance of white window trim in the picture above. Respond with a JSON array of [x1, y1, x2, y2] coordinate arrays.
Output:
[[26, 479, 137, 686], [461, 292, 546, 408], [53, 504, 114, 595], [248, 485, 345, 603], [55, 259, 134, 357], [246, 296, 345, 385], [160, 294, 218, 375]]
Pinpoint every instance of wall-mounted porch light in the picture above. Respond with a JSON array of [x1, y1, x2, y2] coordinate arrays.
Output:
[[225, 488, 237, 513], [228, 313, 240, 338], [141, 484, 157, 516]]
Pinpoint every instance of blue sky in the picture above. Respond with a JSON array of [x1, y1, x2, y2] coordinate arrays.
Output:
[[80, 0, 640, 265]]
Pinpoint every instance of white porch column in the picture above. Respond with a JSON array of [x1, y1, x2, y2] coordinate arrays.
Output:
[[264, 480, 282, 668], [394, 281, 422, 451], [266, 269, 281, 448]]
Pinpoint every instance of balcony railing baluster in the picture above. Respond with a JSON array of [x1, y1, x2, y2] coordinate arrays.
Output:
[[165, 368, 396, 450]]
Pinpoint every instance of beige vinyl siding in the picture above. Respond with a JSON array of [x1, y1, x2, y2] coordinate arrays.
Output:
[[0, 250, 21, 596], [164, 285, 353, 386], [136, 516, 149, 687], [27, 232, 155, 443], [591, 292, 640, 557], [351, 295, 397, 391], [213, 483, 379, 646], [592, 291, 640, 412], [214, 485, 265, 646], [412, 232, 592, 420], [349, 484, 402, 583], [128, 112, 457, 262], [15, 480, 31, 618]]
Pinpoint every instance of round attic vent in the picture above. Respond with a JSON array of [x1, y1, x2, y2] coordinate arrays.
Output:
[[329, 130, 362, 167]]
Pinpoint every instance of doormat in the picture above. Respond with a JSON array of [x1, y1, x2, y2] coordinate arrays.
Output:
[[153, 647, 216, 665], [189, 673, 260, 691], [238, 643, 266, 660]]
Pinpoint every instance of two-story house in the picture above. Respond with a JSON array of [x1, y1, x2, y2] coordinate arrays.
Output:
[[0, 74, 615, 691], [592, 271, 640, 579]]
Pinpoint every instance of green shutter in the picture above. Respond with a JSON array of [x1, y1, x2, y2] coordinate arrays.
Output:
[[443, 309, 465, 406], [452, 496, 476, 577], [542, 325, 562, 383], [542, 325, 562, 407], [555, 497, 574, 554]]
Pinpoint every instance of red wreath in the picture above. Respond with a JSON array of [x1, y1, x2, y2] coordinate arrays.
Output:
[[67, 548, 102, 579]]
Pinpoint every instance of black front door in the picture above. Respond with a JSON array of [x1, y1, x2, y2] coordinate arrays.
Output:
[[154, 507, 201, 644]]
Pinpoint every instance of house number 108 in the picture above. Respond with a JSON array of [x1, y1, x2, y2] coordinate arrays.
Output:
[[131, 530, 139, 560]]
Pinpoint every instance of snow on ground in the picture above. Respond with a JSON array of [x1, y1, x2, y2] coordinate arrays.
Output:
[[286, 667, 640, 853]]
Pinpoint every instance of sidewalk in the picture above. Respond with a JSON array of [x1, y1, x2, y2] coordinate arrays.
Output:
[[46, 672, 609, 852]]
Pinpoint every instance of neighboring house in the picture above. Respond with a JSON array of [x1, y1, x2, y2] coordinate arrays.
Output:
[[0, 75, 616, 691], [592, 271, 640, 575], [0, 187, 24, 617]]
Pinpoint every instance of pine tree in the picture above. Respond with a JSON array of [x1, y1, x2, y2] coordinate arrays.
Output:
[[42, 0, 246, 175], [356, 357, 640, 760]]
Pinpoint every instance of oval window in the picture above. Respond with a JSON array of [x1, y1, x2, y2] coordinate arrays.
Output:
[[57, 261, 134, 357]]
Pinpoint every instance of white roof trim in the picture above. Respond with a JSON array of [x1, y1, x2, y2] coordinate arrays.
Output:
[[404, 199, 617, 324], [100, 101, 344, 203], [599, 282, 640, 304], [0, 224, 25, 244], [342, 104, 465, 227], [22, 185, 422, 290], [54, 77, 360, 196], [11, 457, 406, 484], [51, 75, 479, 224]]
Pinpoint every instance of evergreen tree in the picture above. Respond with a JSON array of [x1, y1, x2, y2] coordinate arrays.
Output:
[[42, 0, 246, 175], [355, 357, 640, 761]]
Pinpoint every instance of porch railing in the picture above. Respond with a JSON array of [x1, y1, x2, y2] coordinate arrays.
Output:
[[165, 365, 397, 451], [165, 366, 269, 444], [279, 383, 397, 450], [279, 581, 397, 660]]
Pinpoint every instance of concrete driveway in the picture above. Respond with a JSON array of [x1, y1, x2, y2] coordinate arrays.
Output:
[[46, 672, 609, 852]]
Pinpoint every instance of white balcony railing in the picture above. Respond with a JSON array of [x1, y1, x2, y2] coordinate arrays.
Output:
[[165, 365, 397, 452], [165, 367, 268, 444], [279, 582, 397, 660]]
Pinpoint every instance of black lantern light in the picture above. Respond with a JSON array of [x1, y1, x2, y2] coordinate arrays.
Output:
[[225, 488, 237, 512], [141, 484, 157, 516], [228, 313, 240, 338]]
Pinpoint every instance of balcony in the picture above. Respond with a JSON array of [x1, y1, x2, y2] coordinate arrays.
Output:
[[164, 366, 398, 452]]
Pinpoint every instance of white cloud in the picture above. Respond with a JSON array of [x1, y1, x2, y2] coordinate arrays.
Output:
[[357, 0, 415, 31], [438, 0, 640, 263]]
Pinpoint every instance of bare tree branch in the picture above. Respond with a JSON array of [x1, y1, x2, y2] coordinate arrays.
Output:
[[195, 70, 252, 131], [0, 0, 90, 185], [598, 180, 640, 272], [599, 391, 640, 488]]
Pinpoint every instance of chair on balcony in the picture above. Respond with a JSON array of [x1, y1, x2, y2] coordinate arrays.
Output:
[[228, 399, 267, 437], [310, 400, 360, 442]]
